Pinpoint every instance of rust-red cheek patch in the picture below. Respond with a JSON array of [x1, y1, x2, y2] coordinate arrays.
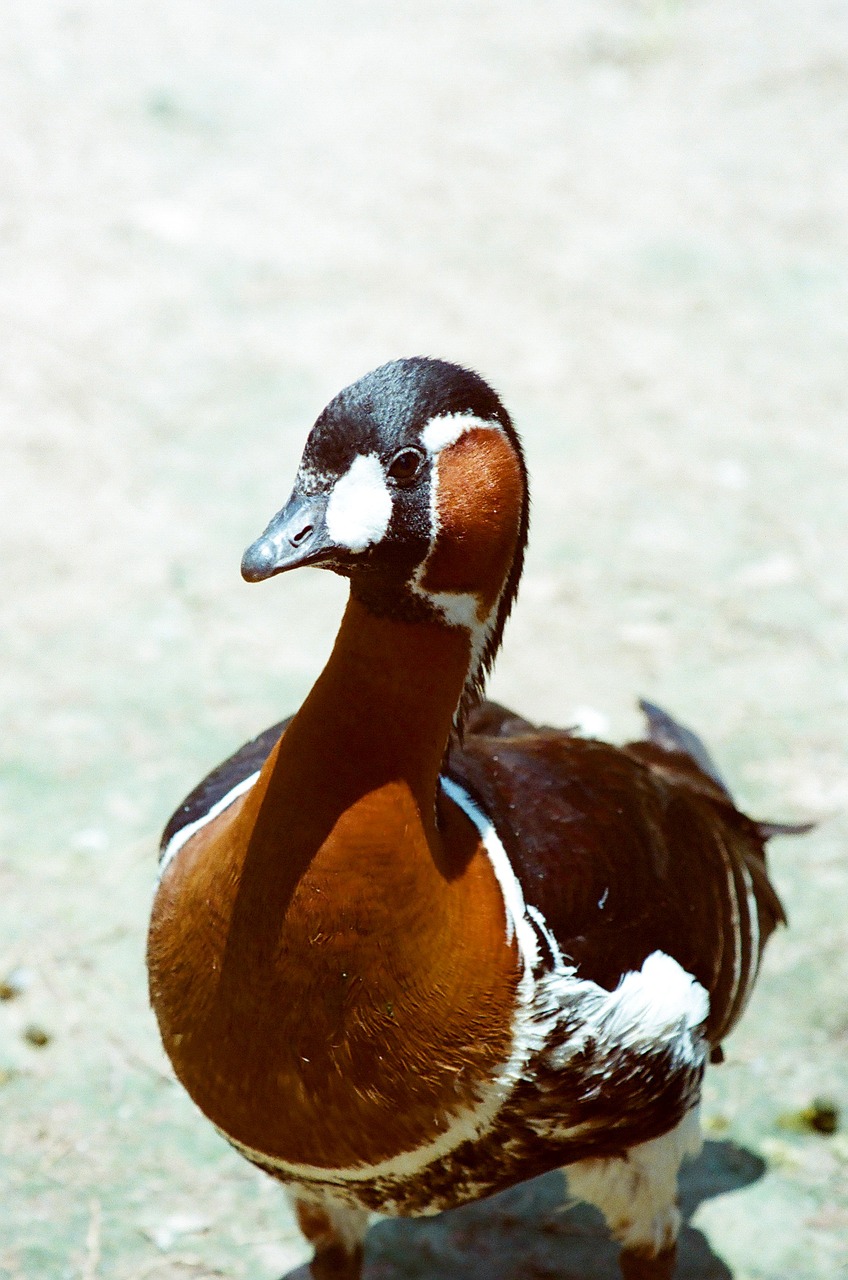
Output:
[[421, 428, 523, 616]]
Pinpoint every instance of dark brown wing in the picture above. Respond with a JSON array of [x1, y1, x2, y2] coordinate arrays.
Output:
[[463, 699, 538, 738], [446, 701, 788, 1047]]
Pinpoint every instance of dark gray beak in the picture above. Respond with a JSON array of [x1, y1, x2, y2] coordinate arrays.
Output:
[[241, 491, 335, 582]]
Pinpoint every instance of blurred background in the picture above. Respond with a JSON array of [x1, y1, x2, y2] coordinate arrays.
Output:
[[2, 1, 847, 1276]]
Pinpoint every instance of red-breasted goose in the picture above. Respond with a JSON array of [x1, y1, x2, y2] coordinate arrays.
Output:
[[148, 357, 804, 1280]]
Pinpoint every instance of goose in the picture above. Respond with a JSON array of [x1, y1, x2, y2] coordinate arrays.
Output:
[[148, 356, 799, 1280]]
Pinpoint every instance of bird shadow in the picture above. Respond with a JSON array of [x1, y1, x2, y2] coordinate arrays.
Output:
[[282, 1139, 765, 1279]]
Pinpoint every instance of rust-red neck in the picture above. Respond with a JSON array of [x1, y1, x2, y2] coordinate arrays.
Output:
[[267, 593, 471, 817]]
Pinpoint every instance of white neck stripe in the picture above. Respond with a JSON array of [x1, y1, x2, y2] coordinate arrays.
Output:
[[420, 412, 503, 457]]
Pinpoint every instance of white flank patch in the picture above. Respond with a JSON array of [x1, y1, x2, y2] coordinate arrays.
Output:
[[585, 952, 709, 1055], [325, 453, 393, 552], [536, 937, 708, 1072], [156, 770, 261, 885]]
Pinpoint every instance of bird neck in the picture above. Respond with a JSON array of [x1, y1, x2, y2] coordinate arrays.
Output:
[[266, 592, 473, 822]]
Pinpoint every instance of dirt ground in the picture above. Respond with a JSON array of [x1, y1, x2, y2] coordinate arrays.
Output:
[[2, 1, 847, 1277]]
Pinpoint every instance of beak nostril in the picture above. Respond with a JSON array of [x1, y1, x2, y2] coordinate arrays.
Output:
[[242, 495, 327, 580], [290, 523, 314, 547]]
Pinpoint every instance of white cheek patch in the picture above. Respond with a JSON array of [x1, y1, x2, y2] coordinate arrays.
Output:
[[325, 453, 393, 552]]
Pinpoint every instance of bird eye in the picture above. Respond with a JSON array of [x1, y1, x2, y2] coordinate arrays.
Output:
[[387, 447, 424, 485]]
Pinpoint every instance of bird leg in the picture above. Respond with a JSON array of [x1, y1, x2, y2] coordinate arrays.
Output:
[[308, 1241, 364, 1280], [619, 1243, 677, 1280], [565, 1110, 701, 1280], [288, 1188, 368, 1280]]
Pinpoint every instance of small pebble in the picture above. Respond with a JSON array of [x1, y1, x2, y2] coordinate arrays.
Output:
[[803, 1098, 840, 1135], [778, 1097, 840, 1136], [22, 1024, 52, 1049]]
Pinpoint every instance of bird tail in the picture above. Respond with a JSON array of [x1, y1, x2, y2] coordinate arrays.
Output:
[[637, 698, 815, 843]]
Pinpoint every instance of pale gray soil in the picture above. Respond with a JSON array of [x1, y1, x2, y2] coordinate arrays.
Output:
[[2, 2, 847, 1277]]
